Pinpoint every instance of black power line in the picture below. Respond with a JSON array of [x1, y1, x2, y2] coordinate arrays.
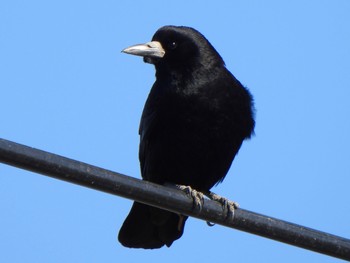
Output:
[[0, 138, 349, 261]]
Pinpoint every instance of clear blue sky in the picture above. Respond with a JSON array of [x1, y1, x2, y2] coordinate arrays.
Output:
[[1, 1, 349, 262]]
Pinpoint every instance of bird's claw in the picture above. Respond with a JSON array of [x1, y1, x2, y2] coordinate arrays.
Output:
[[177, 185, 204, 213], [207, 192, 239, 222], [176, 185, 238, 223]]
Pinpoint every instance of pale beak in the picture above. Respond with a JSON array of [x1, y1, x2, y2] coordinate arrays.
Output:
[[122, 41, 165, 58]]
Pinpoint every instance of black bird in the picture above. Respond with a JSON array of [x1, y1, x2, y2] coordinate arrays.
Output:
[[118, 26, 255, 249]]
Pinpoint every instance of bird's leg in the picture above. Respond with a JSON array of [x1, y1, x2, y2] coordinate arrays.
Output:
[[204, 191, 239, 223], [176, 185, 204, 213]]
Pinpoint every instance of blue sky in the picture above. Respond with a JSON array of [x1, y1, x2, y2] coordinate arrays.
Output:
[[1, 1, 349, 262]]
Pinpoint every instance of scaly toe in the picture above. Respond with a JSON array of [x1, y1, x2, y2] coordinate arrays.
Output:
[[207, 191, 239, 222], [177, 185, 204, 212]]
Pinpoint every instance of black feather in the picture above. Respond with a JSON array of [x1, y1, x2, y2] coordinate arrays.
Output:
[[118, 26, 255, 249]]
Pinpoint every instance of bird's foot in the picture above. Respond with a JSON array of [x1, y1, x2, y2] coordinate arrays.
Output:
[[177, 185, 204, 213], [206, 191, 239, 223]]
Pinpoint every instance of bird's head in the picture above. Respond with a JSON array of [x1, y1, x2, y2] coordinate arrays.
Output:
[[122, 26, 224, 73]]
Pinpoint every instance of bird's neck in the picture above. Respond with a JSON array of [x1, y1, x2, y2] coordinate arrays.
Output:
[[155, 65, 223, 96]]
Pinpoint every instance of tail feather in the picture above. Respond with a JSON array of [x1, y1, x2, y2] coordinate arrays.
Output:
[[118, 202, 187, 249]]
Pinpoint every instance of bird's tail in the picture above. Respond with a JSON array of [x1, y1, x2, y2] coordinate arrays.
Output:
[[118, 202, 187, 249]]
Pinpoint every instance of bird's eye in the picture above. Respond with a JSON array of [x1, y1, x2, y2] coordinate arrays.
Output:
[[168, 41, 178, 50]]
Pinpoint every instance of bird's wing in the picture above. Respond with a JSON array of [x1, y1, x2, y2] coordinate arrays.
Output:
[[138, 84, 161, 182]]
